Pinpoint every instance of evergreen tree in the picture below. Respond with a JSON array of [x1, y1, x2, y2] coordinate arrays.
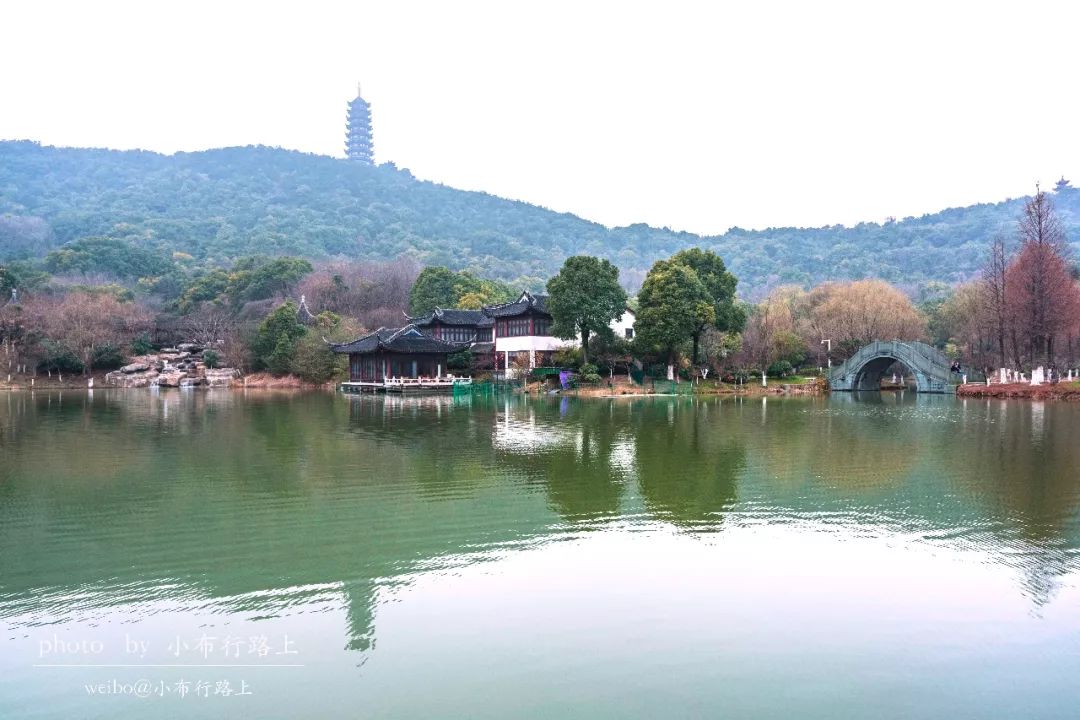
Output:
[[252, 300, 307, 373], [635, 259, 715, 380], [408, 267, 460, 315], [546, 255, 627, 365], [669, 248, 745, 363]]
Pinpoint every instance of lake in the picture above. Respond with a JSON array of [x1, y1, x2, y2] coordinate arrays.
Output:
[[1, 390, 1078, 719]]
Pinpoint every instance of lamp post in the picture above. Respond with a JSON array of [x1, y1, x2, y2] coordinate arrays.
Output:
[[821, 339, 832, 370]]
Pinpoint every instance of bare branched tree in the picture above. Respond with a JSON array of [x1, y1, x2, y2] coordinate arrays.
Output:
[[37, 292, 152, 375], [1006, 187, 1078, 367], [297, 256, 419, 330], [981, 232, 1010, 366], [183, 304, 235, 347]]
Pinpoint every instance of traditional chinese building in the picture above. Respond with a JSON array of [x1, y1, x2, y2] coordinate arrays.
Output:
[[406, 308, 493, 343], [404, 292, 637, 376], [486, 296, 635, 373], [484, 291, 562, 371], [331, 325, 471, 392], [345, 84, 374, 164]]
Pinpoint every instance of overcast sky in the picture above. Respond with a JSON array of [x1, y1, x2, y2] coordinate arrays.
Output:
[[3, 1, 1078, 235]]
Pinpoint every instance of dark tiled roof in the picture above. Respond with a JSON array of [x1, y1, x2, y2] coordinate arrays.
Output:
[[482, 291, 550, 318], [470, 342, 495, 354], [331, 325, 471, 355], [408, 308, 488, 326]]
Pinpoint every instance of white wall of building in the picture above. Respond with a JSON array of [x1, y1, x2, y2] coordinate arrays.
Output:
[[494, 335, 572, 353], [492, 309, 636, 369], [609, 309, 636, 340]]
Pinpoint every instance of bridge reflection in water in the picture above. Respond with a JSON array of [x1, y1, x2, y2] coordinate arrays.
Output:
[[829, 340, 957, 393]]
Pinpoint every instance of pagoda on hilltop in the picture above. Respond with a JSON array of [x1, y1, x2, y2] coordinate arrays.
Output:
[[345, 84, 374, 164]]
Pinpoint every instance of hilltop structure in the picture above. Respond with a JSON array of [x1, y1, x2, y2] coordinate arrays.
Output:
[[345, 84, 374, 164]]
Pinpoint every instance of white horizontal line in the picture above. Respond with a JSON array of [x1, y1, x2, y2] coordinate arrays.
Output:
[[33, 664, 305, 668]]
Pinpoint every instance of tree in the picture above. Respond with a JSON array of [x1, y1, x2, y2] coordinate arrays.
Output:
[[1006, 187, 1078, 367], [239, 257, 314, 301], [806, 280, 926, 357], [43, 237, 174, 280], [457, 292, 486, 310], [669, 248, 746, 363], [290, 312, 361, 383], [251, 300, 307, 373], [590, 334, 635, 377], [0, 298, 33, 375], [37, 291, 151, 375], [699, 326, 742, 374], [635, 259, 715, 380], [738, 290, 804, 376], [0, 265, 15, 299], [546, 255, 627, 365], [934, 282, 996, 370], [981, 232, 1010, 366], [408, 266, 516, 315], [408, 266, 460, 315], [1005, 244, 1079, 368], [296, 257, 419, 330], [183, 304, 235, 347], [177, 269, 231, 313]]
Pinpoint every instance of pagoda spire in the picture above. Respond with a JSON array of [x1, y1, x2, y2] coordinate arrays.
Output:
[[345, 83, 374, 164]]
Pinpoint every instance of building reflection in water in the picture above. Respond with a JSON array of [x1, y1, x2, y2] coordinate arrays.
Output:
[[0, 390, 1078, 661]]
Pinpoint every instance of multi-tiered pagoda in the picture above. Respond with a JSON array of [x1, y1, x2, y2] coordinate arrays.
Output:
[[345, 84, 374, 164]]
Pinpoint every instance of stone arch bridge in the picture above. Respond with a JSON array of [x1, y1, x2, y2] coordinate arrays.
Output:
[[828, 340, 956, 393]]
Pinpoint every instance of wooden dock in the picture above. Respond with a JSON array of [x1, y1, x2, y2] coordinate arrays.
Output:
[[341, 376, 472, 394]]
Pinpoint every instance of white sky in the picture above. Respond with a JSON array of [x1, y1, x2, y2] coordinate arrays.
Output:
[[2, 1, 1078, 235]]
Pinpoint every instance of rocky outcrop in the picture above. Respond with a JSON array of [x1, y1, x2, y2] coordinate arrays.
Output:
[[105, 345, 241, 389], [154, 371, 186, 388], [205, 368, 240, 387]]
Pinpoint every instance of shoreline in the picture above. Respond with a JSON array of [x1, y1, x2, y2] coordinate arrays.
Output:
[[11, 376, 1079, 401], [0, 371, 334, 392], [956, 382, 1080, 400]]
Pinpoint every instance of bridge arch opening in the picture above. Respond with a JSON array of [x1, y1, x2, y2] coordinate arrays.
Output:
[[852, 356, 916, 391]]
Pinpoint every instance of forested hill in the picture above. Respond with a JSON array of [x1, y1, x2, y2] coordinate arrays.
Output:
[[2, 140, 1078, 295]]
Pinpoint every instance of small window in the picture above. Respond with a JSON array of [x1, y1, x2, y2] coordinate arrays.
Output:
[[624, 328, 634, 339]]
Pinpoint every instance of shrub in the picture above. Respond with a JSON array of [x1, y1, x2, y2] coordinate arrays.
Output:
[[767, 360, 795, 378], [552, 346, 582, 368], [447, 349, 471, 370], [289, 332, 344, 384], [130, 332, 153, 355], [267, 336, 296, 376], [202, 349, 221, 369], [92, 344, 125, 370]]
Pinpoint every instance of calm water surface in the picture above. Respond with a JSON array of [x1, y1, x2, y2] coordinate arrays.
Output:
[[1, 390, 1079, 719]]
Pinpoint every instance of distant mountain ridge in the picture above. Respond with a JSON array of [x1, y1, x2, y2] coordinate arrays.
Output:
[[1, 140, 1077, 295]]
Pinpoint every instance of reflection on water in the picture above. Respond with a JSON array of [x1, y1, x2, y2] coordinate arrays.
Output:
[[1, 390, 1079, 719]]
